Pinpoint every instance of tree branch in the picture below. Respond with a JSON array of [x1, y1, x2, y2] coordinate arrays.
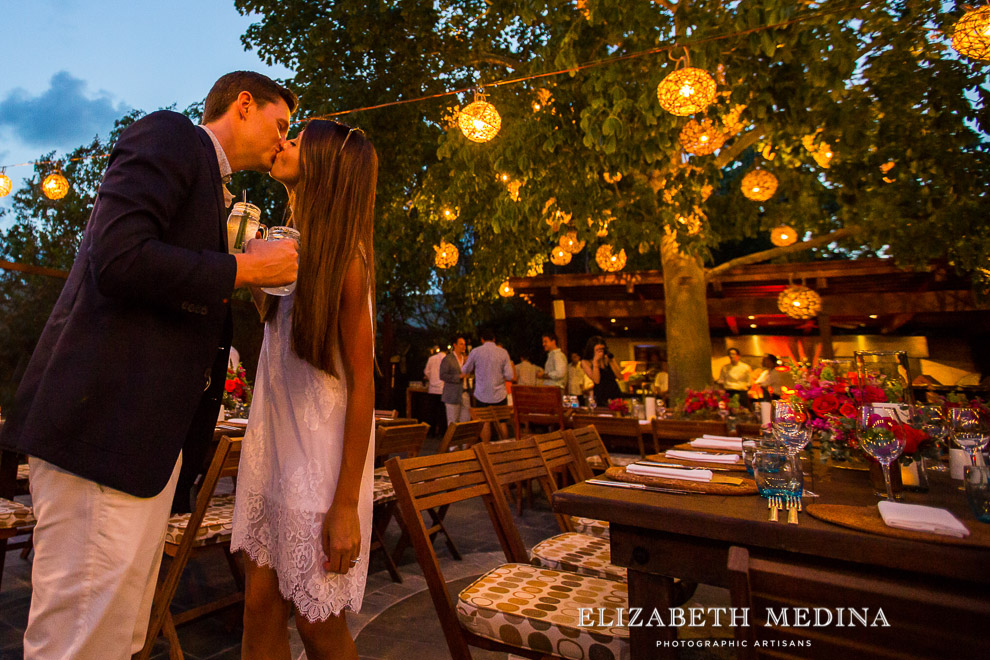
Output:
[[467, 53, 522, 70], [715, 123, 766, 169], [705, 226, 859, 281], [652, 0, 677, 11]]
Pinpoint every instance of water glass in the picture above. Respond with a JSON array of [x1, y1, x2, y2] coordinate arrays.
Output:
[[226, 202, 264, 254], [752, 449, 803, 498], [950, 407, 990, 467], [964, 466, 990, 523], [858, 404, 908, 500], [260, 226, 301, 296], [771, 400, 812, 454], [917, 404, 949, 472]]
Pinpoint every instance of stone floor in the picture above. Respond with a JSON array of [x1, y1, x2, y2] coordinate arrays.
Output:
[[1, 449, 735, 660]]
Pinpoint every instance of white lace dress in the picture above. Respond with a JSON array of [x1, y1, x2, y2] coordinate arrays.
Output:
[[231, 291, 374, 622]]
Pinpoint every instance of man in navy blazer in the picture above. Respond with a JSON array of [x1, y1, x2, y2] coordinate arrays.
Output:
[[0, 71, 299, 660]]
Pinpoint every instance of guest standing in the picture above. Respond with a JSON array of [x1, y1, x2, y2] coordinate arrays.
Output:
[[537, 332, 567, 388], [462, 328, 514, 406], [423, 346, 447, 434], [515, 355, 540, 386], [440, 336, 470, 424], [581, 336, 622, 405], [719, 347, 753, 408]]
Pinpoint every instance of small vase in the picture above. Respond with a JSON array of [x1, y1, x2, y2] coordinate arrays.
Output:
[[868, 459, 903, 499], [900, 458, 930, 493]]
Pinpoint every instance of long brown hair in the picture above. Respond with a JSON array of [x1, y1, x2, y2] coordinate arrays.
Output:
[[266, 120, 378, 378]]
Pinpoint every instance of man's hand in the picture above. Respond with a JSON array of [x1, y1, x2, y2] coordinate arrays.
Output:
[[233, 238, 298, 288]]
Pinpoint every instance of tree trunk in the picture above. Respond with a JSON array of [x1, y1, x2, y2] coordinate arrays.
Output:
[[661, 234, 714, 405]]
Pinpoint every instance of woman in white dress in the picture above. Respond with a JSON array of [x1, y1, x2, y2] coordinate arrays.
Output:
[[231, 119, 378, 660]]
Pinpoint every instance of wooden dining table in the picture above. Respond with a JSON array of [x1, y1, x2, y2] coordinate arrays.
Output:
[[552, 465, 990, 659]]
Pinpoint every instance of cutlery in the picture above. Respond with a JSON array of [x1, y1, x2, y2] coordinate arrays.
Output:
[[586, 479, 693, 495], [769, 496, 780, 522], [639, 460, 733, 472], [787, 495, 799, 524]]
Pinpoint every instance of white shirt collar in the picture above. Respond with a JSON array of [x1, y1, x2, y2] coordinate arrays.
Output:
[[198, 125, 232, 183]]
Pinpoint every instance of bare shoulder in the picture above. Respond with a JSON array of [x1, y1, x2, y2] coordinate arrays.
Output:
[[340, 255, 369, 305]]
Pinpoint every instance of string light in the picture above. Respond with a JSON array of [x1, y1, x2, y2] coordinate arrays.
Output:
[[434, 240, 459, 269], [550, 246, 572, 266], [595, 244, 627, 272], [771, 225, 798, 247], [657, 67, 717, 116], [679, 119, 725, 155], [559, 231, 586, 254], [0, 168, 11, 198], [952, 6, 990, 61], [458, 91, 501, 143], [741, 168, 778, 202], [42, 171, 69, 200], [498, 281, 515, 297], [441, 206, 459, 221], [778, 285, 822, 319]]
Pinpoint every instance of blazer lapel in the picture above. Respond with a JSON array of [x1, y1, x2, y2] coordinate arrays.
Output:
[[196, 127, 228, 251]]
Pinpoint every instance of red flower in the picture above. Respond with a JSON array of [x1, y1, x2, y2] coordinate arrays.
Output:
[[864, 385, 887, 404], [225, 379, 236, 393], [839, 400, 857, 419], [812, 394, 839, 416]]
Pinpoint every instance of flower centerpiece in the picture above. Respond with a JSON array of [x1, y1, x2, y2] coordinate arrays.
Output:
[[608, 398, 630, 416], [223, 362, 253, 417]]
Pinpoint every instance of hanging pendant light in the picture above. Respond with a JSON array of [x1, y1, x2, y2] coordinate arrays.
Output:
[[778, 285, 822, 320], [770, 225, 798, 247], [657, 67, 717, 116], [741, 169, 778, 202], [952, 6, 990, 62], [0, 168, 11, 198], [550, 246, 572, 266], [679, 119, 726, 155], [559, 231, 585, 254], [498, 281, 515, 297], [434, 241, 459, 269], [42, 170, 70, 200], [595, 244, 626, 272], [458, 91, 501, 143]]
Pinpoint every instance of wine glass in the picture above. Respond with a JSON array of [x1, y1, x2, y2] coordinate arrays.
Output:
[[771, 400, 812, 454], [858, 404, 908, 501], [949, 407, 990, 467], [916, 404, 949, 472]]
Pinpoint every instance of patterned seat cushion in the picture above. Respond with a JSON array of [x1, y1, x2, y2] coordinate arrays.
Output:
[[165, 495, 235, 546], [16, 463, 29, 481], [458, 563, 629, 660], [373, 466, 395, 504], [571, 516, 609, 540], [0, 498, 35, 530], [530, 532, 625, 582]]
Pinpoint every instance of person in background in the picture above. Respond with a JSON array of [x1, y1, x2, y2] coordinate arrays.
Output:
[[581, 336, 622, 406], [462, 329, 514, 406], [423, 345, 447, 435], [537, 332, 567, 388], [755, 354, 786, 400], [653, 361, 670, 400], [515, 355, 540, 386], [440, 336, 470, 424], [719, 347, 753, 408], [566, 352, 593, 404]]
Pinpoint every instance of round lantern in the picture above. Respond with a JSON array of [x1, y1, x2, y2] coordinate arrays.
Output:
[[741, 169, 778, 202], [596, 244, 626, 272], [676, 214, 702, 235], [458, 94, 501, 143], [771, 225, 798, 247], [952, 7, 990, 62], [657, 67, 717, 116], [550, 246, 573, 266], [812, 143, 834, 169], [679, 119, 725, 155], [434, 241, 459, 269], [498, 281, 515, 297], [559, 231, 585, 254], [441, 206, 459, 221], [42, 171, 70, 200], [0, 169, 11, 198], [777, 285, 822, 320], [721, 104, 747, 136], [603, 171, 622, 184]]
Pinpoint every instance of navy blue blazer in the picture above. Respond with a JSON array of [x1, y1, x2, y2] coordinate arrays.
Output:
[[0, 111, 238, 497]]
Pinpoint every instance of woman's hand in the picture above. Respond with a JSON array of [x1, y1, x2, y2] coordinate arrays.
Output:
[[321, 501, 362, 574]]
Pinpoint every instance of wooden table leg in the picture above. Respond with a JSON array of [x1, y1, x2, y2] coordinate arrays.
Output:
[[627, 567, 680, 660]]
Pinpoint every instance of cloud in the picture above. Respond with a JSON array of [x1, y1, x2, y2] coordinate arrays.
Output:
[[0, 71, 131, 148]]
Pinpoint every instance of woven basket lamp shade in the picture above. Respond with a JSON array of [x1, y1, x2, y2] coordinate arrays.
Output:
[[778, 285, 822, 320], [458, 96, 501, 143], [550, 246, 573, 266], [679, 119, 726, 155], [442, 206, 459, 221], [0, 169, 11, 198], [952, 7, 990, 61], [498, 281, 515, 297], [595, 244, 626, 272], [741, 169, 778, 202], [434, 241, 459, 269], [559, 231, 585, 254], [42, 171, 70, 200], [770, 225, 798, 247], [657, 68, 717, 116]]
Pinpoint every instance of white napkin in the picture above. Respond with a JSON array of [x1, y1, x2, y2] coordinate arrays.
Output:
[[665, 450, 741, 464], [877, 501, 970, 538], [690, 437, 755, 450], [227, 418, 249, 425], [702, 434, 745, 442], [626, 462, 713, 482]]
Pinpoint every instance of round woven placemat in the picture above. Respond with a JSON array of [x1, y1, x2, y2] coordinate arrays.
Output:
[[646, 453, 748, 472], [805, 503, 990, 548], [604, 466, 758, 495]]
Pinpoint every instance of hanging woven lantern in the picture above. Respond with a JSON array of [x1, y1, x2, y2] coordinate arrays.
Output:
[[506, 179, 522, 201], [458, 93, 501, 143], [0, 169, 11, 198], [603, 171, 622, 184], [770, 225, 798, 247], [596, 245, 626, 272], [42, 171, 69, 200], [812, 143, 834, 168], [657, 67, 717, 116], [550, 246, 572, 266], [498, 281, 515, 297], [434, 241, 459, 269], [721, 104, 747, 136], [952, 6, 990, 62], [777, 285, 822, 320], [741, 169, 778, 202], [679, 119, 726, 155], [559, 231, 585, 254], [441, 206, 459, 221], [676, 214, 703, 235]]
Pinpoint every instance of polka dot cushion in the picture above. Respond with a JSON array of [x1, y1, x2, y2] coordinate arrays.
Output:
[[457, 563, 629, 660], [530, 533, 625, 582], [164, 495, 235, 546], [373, 466, 395, 504], [0, 498, 35, 530], [571, 516, 609, 540]]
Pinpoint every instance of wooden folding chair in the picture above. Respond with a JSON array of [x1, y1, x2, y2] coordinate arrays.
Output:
[[651, 417, 729, 448], [374, 408, 398, 419], [565, 425, 613, 476], [437, 419, 486, 453], [386, 449, 630, 660], [135, 435, 243, 660], [727, 545, 990, 659], [571, 413, 657, 458], [375, 417, 421, 427], [510, 385, 566, 440], [469, 404, 514, 441]]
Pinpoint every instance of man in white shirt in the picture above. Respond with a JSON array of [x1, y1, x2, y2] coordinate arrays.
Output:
[[566, 352, 593, 403], [423, 346, 447, 433], [718, 347, 753, 407], [537, 332, 567, 388], [515, 356, 540, 386]]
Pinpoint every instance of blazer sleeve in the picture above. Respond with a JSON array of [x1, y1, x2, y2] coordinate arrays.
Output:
[[439, 355, 460, 384], [87, 112, 236, 312]]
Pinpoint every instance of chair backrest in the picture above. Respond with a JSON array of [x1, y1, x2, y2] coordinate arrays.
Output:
[[531, 429, 586, 484], [375, 417, 421, 427], [572, 413, 652, 457], [651, 417, 728, 442], [469, 405, 514, 440], [385, 449, 529, 658], [727, 546, 990, 659], [375, 423, 429, 461], [735, 422, 763, 437], [437, 419, 486, 453], [566, 425, 612, 473], [511, 385, 566, 440], [374, 408, 398, 419]]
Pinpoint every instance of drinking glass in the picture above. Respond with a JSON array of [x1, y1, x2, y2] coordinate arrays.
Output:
[[771, 400, 812, 454], [260, 226, 301, 296], [917, 404, 949, 472], [853, 350, 914, 406], [752, 449, 803, 498], [857, 404, 908, 500], [950, 407, 990, 467], [964, 466, 990, 523]]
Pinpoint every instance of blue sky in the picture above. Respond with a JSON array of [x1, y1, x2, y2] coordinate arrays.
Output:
[[0, 0, 293, 225]]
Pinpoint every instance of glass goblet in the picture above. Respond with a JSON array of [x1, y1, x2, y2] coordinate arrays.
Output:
[[950, 407, 990, 467], [771, 400, 812, 455], [916, 404, 949, 472], [857, 404, 908, 501]]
